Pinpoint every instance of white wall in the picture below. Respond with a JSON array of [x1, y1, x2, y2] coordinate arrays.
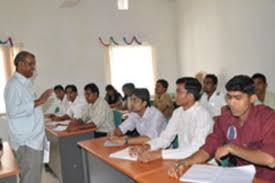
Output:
[[176, 0, 275, 91], [0, 0, 179, 96]]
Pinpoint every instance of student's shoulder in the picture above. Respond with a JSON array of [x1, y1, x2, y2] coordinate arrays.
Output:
[[254, 104, 275, 122], [196, 103, 212, 114]]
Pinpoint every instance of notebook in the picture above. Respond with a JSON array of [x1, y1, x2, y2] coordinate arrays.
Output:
[[180, 164, 256, 183]]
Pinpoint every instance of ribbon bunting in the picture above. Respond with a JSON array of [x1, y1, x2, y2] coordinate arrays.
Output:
[[98, 36, 142, 47], [0, 37, 13, 47]]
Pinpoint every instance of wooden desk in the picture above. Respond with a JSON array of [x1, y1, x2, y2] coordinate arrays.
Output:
[[137, 162, 271, 183], [78, 137, 270, 183], [0, 142, 19, 183], [78, 137, 174, 183], [46, 126, 95, 183]]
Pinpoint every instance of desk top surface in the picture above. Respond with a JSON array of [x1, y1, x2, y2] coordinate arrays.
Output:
[[0, 142, 20, 179], [78, 137, 174, 180], [46, 125, 96, 137], [79, 137, 271, 183]]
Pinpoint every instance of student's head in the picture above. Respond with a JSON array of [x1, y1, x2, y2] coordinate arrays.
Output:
[[155, 79, 168, 96], [54, 85, 65, 101], [130, 88, 151, 113], [251, 73, 267, 96], [122, 83, 135, 97], [175, 77, 202, 107], [225, 75, 256, 118], [65, 85, 78, 102], [14, 51, 36, 78], [105, 85, 116, 97], [203, 74, 218, 95], [84, 83, 99, 104]]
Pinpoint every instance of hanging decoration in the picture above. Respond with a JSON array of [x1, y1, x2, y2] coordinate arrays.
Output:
[[98, 36, 142, 47], [0, 37, 13, 47]]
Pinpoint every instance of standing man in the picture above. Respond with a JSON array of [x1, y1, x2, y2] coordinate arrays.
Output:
[[4, 51, 52, 183]]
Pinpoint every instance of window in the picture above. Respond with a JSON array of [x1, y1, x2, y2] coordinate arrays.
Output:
[[106, 45, 156, 95], [0, 45, 22, 114]]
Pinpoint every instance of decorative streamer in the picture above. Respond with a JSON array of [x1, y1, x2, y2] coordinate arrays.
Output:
[[123, 37, 135, 45], [0, 37, 13, 47], [132, 36, 142, 45], [98, 37, 111, 47], [98, 36, 142, 47], [109, 36, 120, 45]]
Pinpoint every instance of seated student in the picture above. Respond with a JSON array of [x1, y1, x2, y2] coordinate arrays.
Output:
[[45, 85, 69, 116], [49, 84, 86, 121], [168, 75, 275, 183], [153, 79, 174, 119], [252, 73, 275, 109], [109, 88, 167, 145], [104, 84, 123, 109], [121, 83, 135, 111], [67, 83, 115, 137], [129, 77, 214, 163], [200, 74, 227, 117]]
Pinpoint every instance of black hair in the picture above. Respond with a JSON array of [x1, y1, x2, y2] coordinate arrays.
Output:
[[251, 73, 267, 84], [122, 83, 135, 94], [205, 74, 218, 85], [132, 88, 151, 107], [65, 84, 78, 93], [54, 85, 64, 91], [225, 75, 255, 95], [105, 84, 116, 92], [157, 79, 169, 89], [176, 77, 202, 101], [84, 83, 100, 96], [14, 51, 35, 67]]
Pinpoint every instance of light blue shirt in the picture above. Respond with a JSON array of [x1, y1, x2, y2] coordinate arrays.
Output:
[[4, 72, 45, 151], [119, 106, 167, 139]]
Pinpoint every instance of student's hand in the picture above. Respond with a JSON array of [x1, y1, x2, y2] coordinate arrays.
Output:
[[137, 150, 161, 163], [110, 136, 125, 145], [66, 120, 81, 132], [50, 115, 61, 121], [215, 144, 232, 162], [129, 144, 150, 157], [168, 160, 188, 179]]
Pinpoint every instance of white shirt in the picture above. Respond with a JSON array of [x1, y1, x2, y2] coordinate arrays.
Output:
[[66, 96, 86, 118], [147, 102, 214, 155], [46, 95, 69, 115], [200, 90, 226, 117], [81, 96, 115, 133], [119, 106, 167, 139], [4, 72, 45, 151]]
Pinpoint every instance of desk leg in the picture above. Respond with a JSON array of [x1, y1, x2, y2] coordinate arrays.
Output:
[[81, 148, 90, 183]]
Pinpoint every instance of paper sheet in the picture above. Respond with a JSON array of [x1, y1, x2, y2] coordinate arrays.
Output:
[[52, 125, 68, 132], [46, 120, 71, 126], [104, 140, 123, 147], [162, 148, 194, 160], [109, 147, 137, 161]]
